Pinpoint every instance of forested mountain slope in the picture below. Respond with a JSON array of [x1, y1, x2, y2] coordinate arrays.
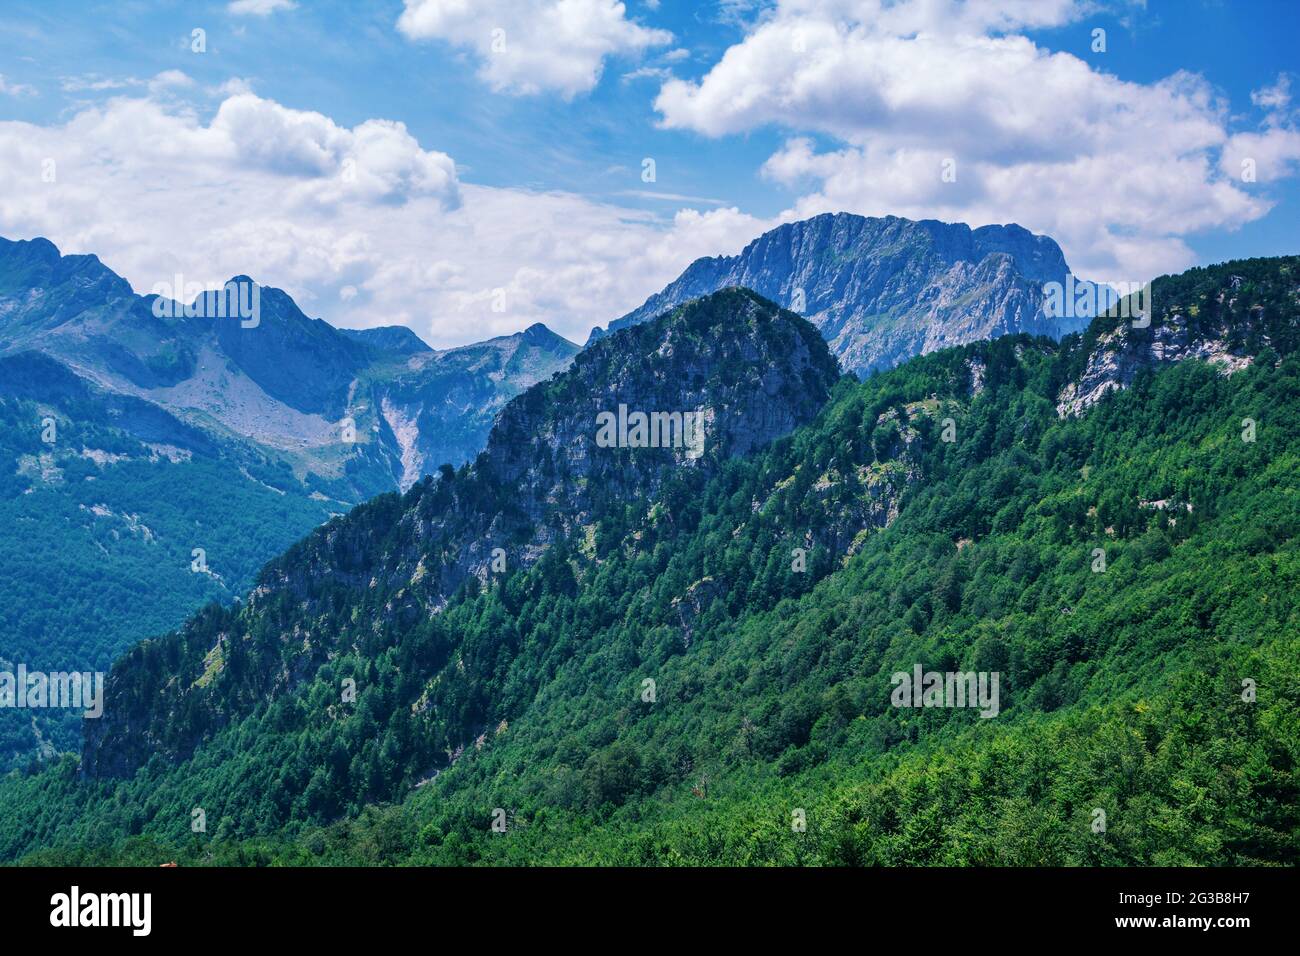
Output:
[[72, 288, 839, 781], [0, 238, 575, 769], [2, 257, 1297, 866], [0, 352, 345, 769]]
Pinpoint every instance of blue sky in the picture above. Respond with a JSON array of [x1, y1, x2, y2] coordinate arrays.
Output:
[[0, 0, 1297, 346]]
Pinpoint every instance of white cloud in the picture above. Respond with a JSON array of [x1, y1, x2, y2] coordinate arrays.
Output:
[[202, 94, 460, 204], [0, 93, 760, 346], [396, 0, 672, 98], [0, 75, 36, 97], [61, 75, 135, 93], [228, 0, 297, 15], [652, 0, 1297, 280], [148, 70, 194, 95], [619, 190, 728, 204], [63, 71, 194, 97], [622, 66, 672, 83], [1251, 74, 1291, 112], [214, 77, 256, 97], [1220, 128, 1300, 185]]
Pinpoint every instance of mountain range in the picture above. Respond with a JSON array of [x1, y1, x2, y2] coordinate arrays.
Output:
[[0, 210, 1092, 767], [0, 237, 580, 499], [1, 251, 1295, 865]]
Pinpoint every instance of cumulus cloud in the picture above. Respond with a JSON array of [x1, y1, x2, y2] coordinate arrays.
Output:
[[199, 94, 460, 207], [1219, 128, 1300, 185], [147, 70, 194, 95], [0, 92, 760, 346], [396, 0, 672, 97], [214, 77, 256, 97], [653, 0, 1296, 280]]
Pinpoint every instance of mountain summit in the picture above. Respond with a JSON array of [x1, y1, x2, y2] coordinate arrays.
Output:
[[593, 213, 1088, 375]]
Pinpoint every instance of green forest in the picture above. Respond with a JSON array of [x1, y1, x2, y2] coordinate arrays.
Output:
[[0, 391, 340, 769], [1, 257, 1297, 865]]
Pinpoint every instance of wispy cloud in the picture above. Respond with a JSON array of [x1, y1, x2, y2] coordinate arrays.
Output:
[[227, 0, 297, 16], [0, 74, 36, 97], [61, 74, 139, 93], [618, 189, 728, 204]]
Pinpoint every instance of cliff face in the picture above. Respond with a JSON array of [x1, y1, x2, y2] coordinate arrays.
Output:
[[363, 324, 580, 491], [1054, 271, 1279, 417], [485, 289, 837, 512], [1057, 318, 1253, 417], [594, 213, 1085, 375], [81, 288, 841, 778]]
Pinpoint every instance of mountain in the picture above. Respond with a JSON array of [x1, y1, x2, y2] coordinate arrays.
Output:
[[592, 213, 1104, 376], [79, 288, 839, 777], [0, 256, 1295, 866], [0, 237, 579, 499], [339, 325, 433, 356], [362, 323, 581, 490], [0, 236, 576, 769], [0, 352, 342, 768]]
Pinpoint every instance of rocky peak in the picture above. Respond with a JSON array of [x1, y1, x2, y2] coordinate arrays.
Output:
[[970, 223, 1070, 283], [479, 287, 837, 521], [0, 237, 136, 339], [517, 322, 567, 347], [339, 324, 433, 356], [591, 212, 1081, 376], [266, 287, 839, 612], [210, 281, 370, 419]]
